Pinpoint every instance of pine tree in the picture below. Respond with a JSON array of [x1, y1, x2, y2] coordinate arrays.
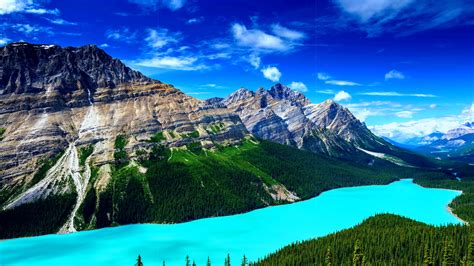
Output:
[[352, 240, 365, 266], [325, 247, 333, 266], [162, 261, 165, 266], [462, 235, 474, 266], [206, 256, 211, 266], [442, 239, 455, 266], [186, 255, 191, 266], [423, 243, 433, 266], [135, 255, 144, 266], [241, 255, 248, 266], [192, 260, 196, 266], [224, 254, 231, 266]]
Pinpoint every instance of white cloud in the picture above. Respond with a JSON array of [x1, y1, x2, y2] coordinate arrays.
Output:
[[359, 91, 437, 97], [325, 80, 361, 86], [289, 81, 307, 92], [99, 43, 109, 48], [0, 0, 59, 15], [334, 90, 352, 101], [369, 104, 473, 142], [187, 17, 204, 24], [271, 24, 305, 40], [134, 56, 206, 71], [385, 69, 405, 80], [248, 53, 261, 69], [145, 28, 179, 49], [317, 72, 331, 80], [106, 28, 137, 43], [232, 23, 287, 51], [395, 110, 413, 118], [47, 18, 77, 25], [335, 0, 414, 22], [128, 0, 186, 11], [261, 66, 281, 82], [0, 36, 10, 45], [316, 89, 335, 94], [350, 108, 380, 122], [12, 23, 53, 35], [430, 104, 437, 109]]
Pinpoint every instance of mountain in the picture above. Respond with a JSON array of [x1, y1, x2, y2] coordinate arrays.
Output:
[[0, 43, 441, 239], [387, 122, 474, 162], [219, 84, 431, 166]]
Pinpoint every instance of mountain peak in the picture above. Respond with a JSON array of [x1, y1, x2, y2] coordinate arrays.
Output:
[[0, 42, 154, 95]]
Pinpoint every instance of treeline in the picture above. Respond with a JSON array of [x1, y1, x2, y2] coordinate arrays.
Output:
[[252, 214, 473, 265], [0, 193, 76, 239], [90, 138, 434, 228]]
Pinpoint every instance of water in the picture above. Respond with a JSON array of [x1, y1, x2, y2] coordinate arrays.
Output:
[[0, 179, 462, 266]]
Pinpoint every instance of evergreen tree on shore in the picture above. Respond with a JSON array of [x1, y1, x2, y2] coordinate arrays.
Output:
[[135, 255, 144, 266], [206, 256, 211, 266], [241, 255, 248, 266], [186, 255, 190, 266]]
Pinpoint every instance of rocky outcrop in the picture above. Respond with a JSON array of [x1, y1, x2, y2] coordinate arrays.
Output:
[[222, 84, 389, 156], [0, 43, 248, 214]]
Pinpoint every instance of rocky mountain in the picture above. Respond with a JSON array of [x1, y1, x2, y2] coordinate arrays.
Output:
[[0, 43, 433, 239], [0, 43, 250, 233], [220, 84, 400, 158]]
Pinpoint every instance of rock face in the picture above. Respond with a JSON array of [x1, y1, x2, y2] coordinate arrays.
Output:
[[0, 43, 248, 217], [222, 84, 388, 156]]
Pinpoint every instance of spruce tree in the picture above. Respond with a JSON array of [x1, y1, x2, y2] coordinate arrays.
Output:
[[325, 247, 333, 266], [186, 255, 191, 266], [423, 243, 433, 266], [206, 256, 211, 266], [442, 239, 455, 266], [192, 260, 196, 266], [241, 255, 248, 266], [224, 254, 231, 266], [135, 255, 144, 266], [352, 240, 365, 266]]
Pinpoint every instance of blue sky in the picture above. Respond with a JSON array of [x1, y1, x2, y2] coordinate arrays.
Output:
[[0, 0, 473, 141]]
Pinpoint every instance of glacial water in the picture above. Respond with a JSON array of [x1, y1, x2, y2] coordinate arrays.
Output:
[[0, 179, 463, 266]]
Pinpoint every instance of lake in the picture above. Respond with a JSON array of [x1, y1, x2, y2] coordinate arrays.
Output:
[[0, 179, 463, 265]]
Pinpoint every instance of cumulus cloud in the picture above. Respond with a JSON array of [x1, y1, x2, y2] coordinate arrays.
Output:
[[385, 69, 405, 80], [334, 90, 352, 101], [232, 23, 286, 51], [261, 66, 281, 82], [248, 53, 261, 69], [325, 80, 361, 86], [289, 81, 307, 92], [0, 36, 11, 45], [359, 91, 436, 97]]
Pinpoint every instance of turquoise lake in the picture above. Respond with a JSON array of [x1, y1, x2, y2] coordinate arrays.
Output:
[[0, 179, 463, 265]]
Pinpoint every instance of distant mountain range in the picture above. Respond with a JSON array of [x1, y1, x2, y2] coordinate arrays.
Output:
[[0, 42, 447, 238], [385, 122, 474, 162]]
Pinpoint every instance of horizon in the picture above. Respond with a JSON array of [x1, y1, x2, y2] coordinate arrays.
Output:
[[0, 0, 473, 142]]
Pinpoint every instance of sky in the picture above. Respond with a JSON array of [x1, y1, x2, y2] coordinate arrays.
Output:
[[0, 0, 473, 142]]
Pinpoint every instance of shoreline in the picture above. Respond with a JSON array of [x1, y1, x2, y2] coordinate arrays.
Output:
[[447, 205, 468, 225]]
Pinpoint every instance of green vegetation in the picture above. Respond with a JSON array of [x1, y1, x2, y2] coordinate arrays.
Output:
[[79, 145, 94, 167], [168, 131, 176, 139], [208, 122, 225, 134], [0, 127, 5, 141], [114, 134, 129, 169], [0, 193, 76, 239], [252, 214, 473, 265], [148, 131, 166, 143], [30, 150, 65, 187], [182, 130, 200, 138]]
